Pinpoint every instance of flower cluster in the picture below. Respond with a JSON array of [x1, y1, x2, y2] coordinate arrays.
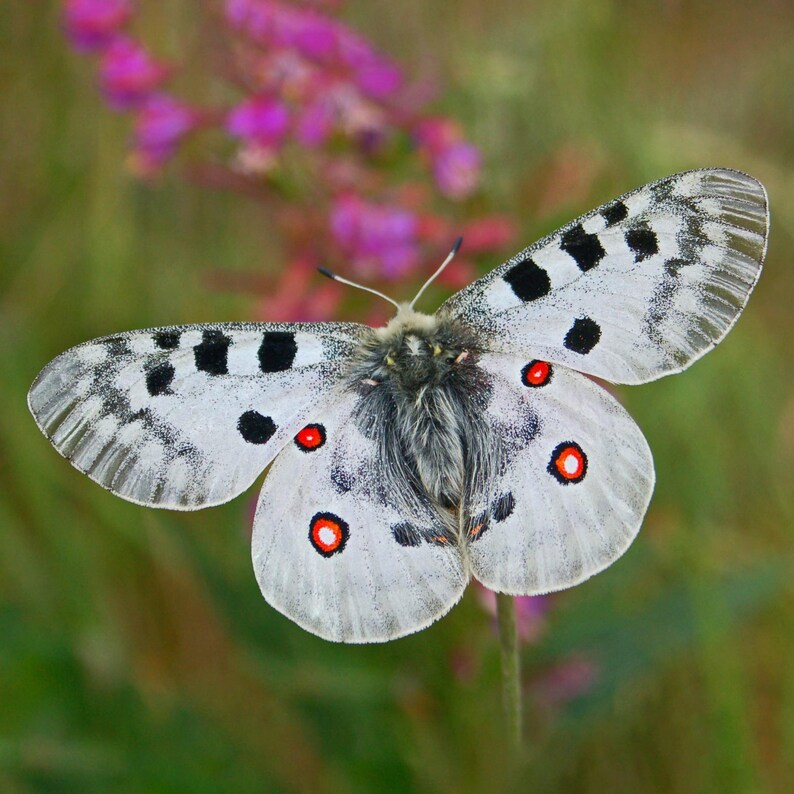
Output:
[[64, 0, 200, 173], [62, 0, 514, 308]]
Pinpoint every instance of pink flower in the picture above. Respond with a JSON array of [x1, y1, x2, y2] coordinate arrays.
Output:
[[432, 141, 481, 199], [227, 96, 291, 147], [230, 0, 275, 44], [355, 60, 403, 100], [224, 0, 254, 28], [270, 6, 336, 57], [296, 97, 335, 147], [415, 119, 482, 199], [336, 28, 380, 70], [292, 13, 337, 61], [414, 117, 459, 153], [131, 94, 198, 172], [63, 0, 132, 53], [330, 195, 420, 278], [99, 37, 170, 110]]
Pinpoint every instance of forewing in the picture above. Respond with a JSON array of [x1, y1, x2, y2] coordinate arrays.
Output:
[[465, 353, 654, 595], [442, 169, 768, 384], [251, 388, 468, 643], [28, 322, 363, 509]]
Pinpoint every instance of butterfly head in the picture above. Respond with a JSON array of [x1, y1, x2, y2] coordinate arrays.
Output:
[[351, 305, 480, 393]]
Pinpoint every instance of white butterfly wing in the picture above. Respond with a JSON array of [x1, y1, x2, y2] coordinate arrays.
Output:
[[251, 387, 468, 643], [442, 169, 768, 384], [465, 352, 654, 595], [28, 322, 363, 509]]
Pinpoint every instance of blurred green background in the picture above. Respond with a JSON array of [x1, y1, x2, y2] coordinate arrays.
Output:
[[2, 1, 793, 791]]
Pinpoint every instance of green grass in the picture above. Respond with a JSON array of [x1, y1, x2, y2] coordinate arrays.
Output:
[[2, 1, 793, 791]]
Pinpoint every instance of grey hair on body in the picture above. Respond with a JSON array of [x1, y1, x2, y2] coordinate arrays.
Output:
[[346, 305, 503, 540]]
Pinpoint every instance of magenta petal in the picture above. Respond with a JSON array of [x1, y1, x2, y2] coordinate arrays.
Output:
[[63, 0, 132, 52], [224, 0, 252, 28], [433, 141, 481, 199], [330, 195, 419, 279], [294, 14, 337, 61], [336, 29, 379, 70], [133, 95, 197, 165], [99, 37, 169, 110], [226, 96, 290, 146], [355, 61, 403, 99], [296, 99, 334, 148]]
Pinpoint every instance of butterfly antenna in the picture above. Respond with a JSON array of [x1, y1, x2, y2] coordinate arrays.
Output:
[[409, 236, 463, 310], [318, 267, 401, 311]]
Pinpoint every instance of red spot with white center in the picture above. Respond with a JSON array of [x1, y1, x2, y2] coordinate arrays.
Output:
[[309, 512, 349, 557], [295, 423, 326, 452], [548, 441, 587, 484], [522, 360, 552, 387]]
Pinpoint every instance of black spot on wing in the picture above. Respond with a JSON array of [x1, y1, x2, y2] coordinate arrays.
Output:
[[664, 257, 687, 277], [503, 256, 551, 302], [145, 362, 175, 396], [564, 317, 601, 354], [330, 466, 354, 494], [194, 329, 230, 375], [602, 201, 629, 226], [103, 336, 130, 357], [391, 522, 423, 547], [518, 409, 541, 446], [237, 410, 276, 444], [651, 178, 675, 203], [560, 224, 605, 272], [492, 492, 515, 523], [153, 330, 181, 350], [259, 331, 297, 373], [626, 223, 659, 261]]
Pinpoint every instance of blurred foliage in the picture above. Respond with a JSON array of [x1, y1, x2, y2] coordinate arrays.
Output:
[[2, 1, 793, 792]]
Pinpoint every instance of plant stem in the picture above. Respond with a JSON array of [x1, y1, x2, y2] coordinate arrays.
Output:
[[496, 592, 522, 747]]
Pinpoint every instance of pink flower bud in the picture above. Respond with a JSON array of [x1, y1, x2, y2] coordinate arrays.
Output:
[[63, 0, 132, 52], [293, 13, 337, 61], [432, 141, 481, 200], [99, 37, 169, 110], [131, 94, 198, 172], [296, 98, 335, 147], [330, 195, 420, 279], [227, 96, 291, 147], [355, 60, 403, 100]]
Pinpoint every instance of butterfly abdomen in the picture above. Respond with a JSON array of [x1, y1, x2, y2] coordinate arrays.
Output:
[[348, 308, 496, 536]]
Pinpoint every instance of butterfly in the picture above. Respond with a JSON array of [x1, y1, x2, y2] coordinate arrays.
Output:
[[28, 168, 768, 643]]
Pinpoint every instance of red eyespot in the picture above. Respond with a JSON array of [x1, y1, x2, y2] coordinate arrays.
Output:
[[295, 423, 326, 452], [309, 512, 349, 557], [548, 441, 587, 484], [521, 360, 552, 387]]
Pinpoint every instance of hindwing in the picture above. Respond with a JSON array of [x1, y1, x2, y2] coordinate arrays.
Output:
[[463, 353, 655, 594], [252, 386, 468, 643]]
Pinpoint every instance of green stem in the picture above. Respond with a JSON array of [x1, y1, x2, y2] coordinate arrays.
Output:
[[496, 592, 522, 747]]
